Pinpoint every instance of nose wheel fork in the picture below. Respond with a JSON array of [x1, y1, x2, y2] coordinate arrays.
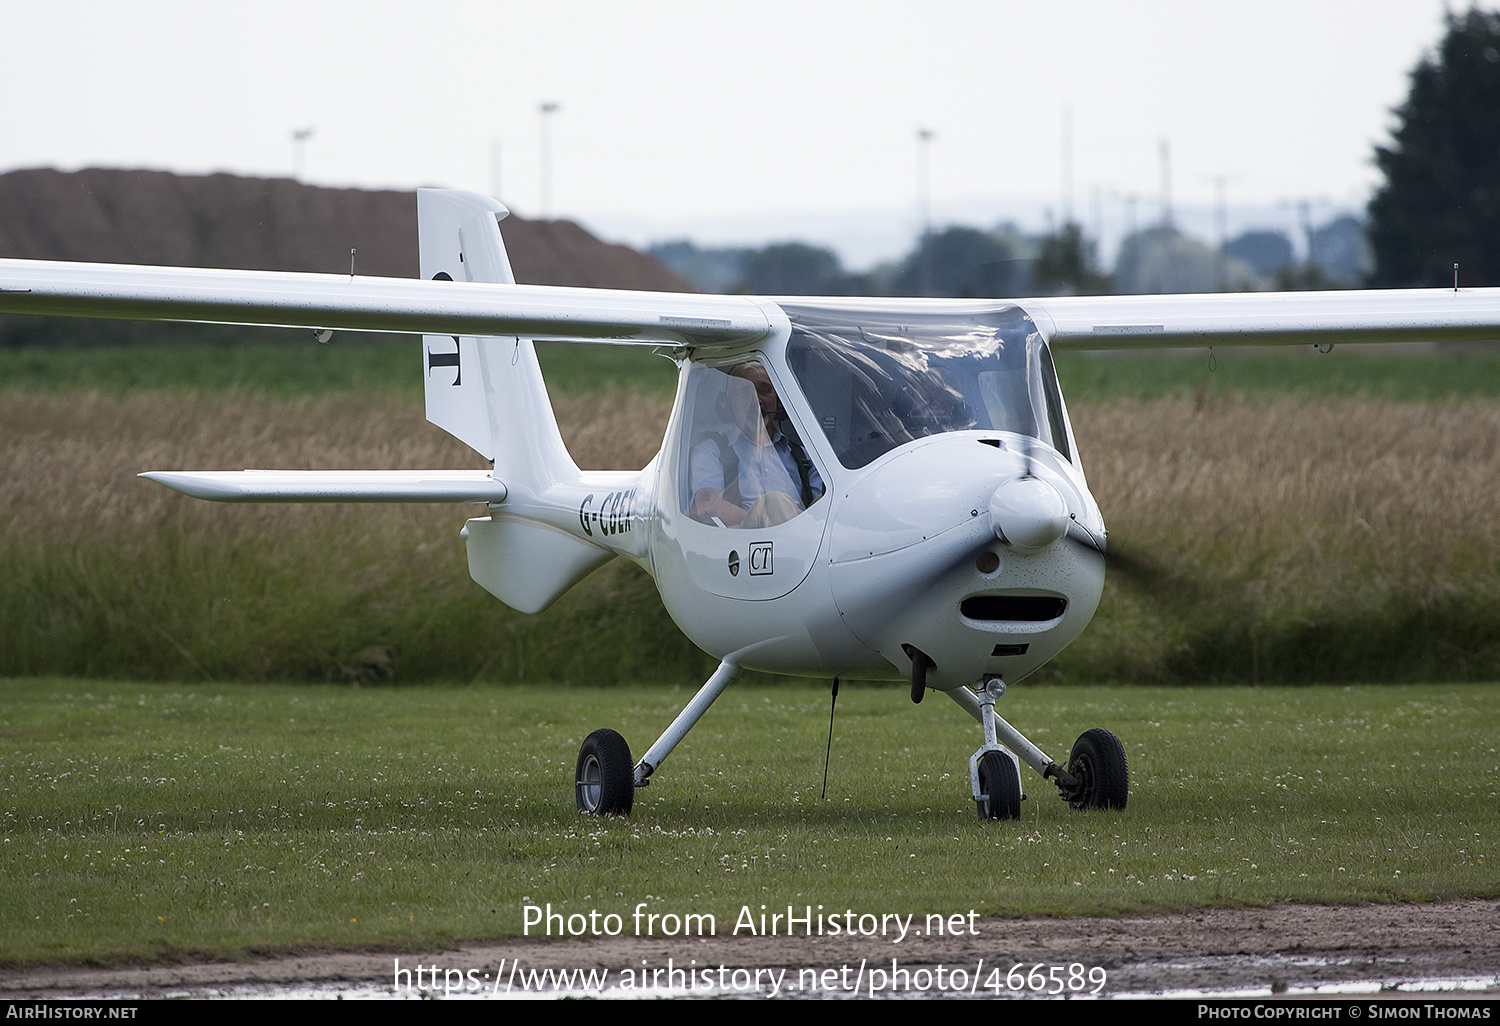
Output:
[[966, 677, 1023, 819], [949, 677, 1128, 820]]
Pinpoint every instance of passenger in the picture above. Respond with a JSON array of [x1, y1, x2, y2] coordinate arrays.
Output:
[[690, 362, 823, 528]]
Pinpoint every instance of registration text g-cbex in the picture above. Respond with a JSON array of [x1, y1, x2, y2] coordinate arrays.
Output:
[[579, 489, 638, 538]]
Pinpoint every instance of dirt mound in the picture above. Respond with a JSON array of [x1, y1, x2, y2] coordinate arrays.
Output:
[[0, 167, 692, 291]]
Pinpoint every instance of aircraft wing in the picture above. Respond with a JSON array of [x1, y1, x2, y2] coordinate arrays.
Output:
[[140, 470, 507, 503], [1024, 288, 1500, 350], [6, 256, 1500, 353], [0, 258, 776, 348]]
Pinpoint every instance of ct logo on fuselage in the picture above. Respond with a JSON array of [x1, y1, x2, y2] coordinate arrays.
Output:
[[578, 489, 638, 538], [748, 541, 773, 576]]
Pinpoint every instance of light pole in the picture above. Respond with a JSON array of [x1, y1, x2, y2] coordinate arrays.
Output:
[[1159, 138, 1174, 292], [1061, 102, 1073, 227], [917, 127, 935, 297], [1212, 175, 1228, 291], [539, 102, 560, 218], [1158, 138, 1172, 228], [291, 128, 314, 182]]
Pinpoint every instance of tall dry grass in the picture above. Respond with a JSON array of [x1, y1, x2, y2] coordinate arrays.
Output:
[[1070, 397, 1500, 682], [3, 389, 1497, 683], [0, 390, 665, 541], [1077, 397, 1500, 599], [0, 390, 693, 683]]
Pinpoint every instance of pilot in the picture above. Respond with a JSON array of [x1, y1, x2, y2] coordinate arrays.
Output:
[[690, 362, 823, 529]]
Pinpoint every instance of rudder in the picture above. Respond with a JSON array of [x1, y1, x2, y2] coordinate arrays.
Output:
[[416, 190, 576, 491]]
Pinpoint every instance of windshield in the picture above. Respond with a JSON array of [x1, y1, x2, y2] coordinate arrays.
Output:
[[782, 303, 1072, 469]]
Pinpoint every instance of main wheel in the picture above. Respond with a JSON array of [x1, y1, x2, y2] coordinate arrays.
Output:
[[575, 729, 634, 816], [1065, 728, 1128, 811], [977, 750, 1022, 820]]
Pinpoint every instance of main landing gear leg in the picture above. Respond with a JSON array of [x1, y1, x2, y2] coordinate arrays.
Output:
[[945, 678, 1129, 817], [575, 660, 740, 816], [634, 659, 740, 788]]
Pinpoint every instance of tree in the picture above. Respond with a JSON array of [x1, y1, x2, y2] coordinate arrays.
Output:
[[1368, 8, 1500, 287], [738, 242, 848, 295], [892, 226, 1025, 298], [1114, 226, 1247, 294], [1032, 222, 1112, 295], [1225, 230, 1294, 278]]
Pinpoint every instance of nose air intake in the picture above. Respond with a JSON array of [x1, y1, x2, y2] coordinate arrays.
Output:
[[959, 595, 1068, 622], [989, 476, 1069, 552]]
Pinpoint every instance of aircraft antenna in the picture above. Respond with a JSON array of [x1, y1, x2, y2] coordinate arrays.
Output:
[[1455, 263, 1460, 291], [350, 248, 356, 279], [821, 677, 840, 799]]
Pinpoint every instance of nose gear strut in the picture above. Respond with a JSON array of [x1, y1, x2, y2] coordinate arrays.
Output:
[[944, 677, 1128, 819]]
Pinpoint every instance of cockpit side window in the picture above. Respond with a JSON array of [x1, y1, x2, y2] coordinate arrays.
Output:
[[1036, 342, 1072, 463], [677, 360, 826, 529]]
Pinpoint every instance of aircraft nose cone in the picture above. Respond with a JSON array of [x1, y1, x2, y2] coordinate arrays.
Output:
[[989, 476, 1069, 552]]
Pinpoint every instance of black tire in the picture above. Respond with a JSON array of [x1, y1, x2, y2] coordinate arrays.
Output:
[[575, 729, 634, 816], [977, 750, 1023, 820], [1066, 728, 1128, 811]]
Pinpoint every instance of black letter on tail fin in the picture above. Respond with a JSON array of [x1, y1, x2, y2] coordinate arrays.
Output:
[[427, 336, 462, 386]]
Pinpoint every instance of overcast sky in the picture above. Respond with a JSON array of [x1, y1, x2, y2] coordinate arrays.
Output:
[[3, 1, 1486, 265]]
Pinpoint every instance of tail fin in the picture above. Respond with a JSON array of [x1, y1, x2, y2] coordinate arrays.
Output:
[[416, 189, 577, 490], [418, 190, 610, 615]]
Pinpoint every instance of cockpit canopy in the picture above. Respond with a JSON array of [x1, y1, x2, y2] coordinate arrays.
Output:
[[781, 303, 1073, 470]]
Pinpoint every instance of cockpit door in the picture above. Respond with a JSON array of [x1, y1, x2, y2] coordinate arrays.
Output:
[[653, 356, 830, 601]]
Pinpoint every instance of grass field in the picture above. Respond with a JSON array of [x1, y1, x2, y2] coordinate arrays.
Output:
[[0, 337, 681, 400], [2, 338, 1498, 967], [7, 337, 1500, 402], [1, 678, 1494, 965]]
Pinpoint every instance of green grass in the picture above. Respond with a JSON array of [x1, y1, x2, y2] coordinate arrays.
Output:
[[6, 506, 1498, 687], [2, 678, 1495, 965], [0, 528, 722, 686], [0, 336, 679, 400], [5, 337, 1500, 403], [1053, 345, 1500, 403]]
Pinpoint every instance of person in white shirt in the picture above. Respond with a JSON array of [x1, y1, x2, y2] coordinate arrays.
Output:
[[689, 362, 823, 529]]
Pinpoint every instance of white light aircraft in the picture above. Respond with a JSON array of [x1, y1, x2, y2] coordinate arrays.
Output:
[[4, 190, 1499, 820]]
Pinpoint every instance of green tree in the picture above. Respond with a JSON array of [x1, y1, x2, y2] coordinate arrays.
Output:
[[1368, 8, 1500, 287], [893, 226, 1025, 297], [1032, 222, 1112, 295], [739, 242, 849, 295], [1114, 226, 1243, 294]]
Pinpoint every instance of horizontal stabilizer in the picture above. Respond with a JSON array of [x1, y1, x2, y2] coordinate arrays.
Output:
[[140, 470, 507, 504]]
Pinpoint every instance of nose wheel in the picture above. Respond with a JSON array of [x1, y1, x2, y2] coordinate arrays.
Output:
[[975, 749, 1022, 820], [965, 677, 1027, 820], [951, 678, 1128, 820]]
